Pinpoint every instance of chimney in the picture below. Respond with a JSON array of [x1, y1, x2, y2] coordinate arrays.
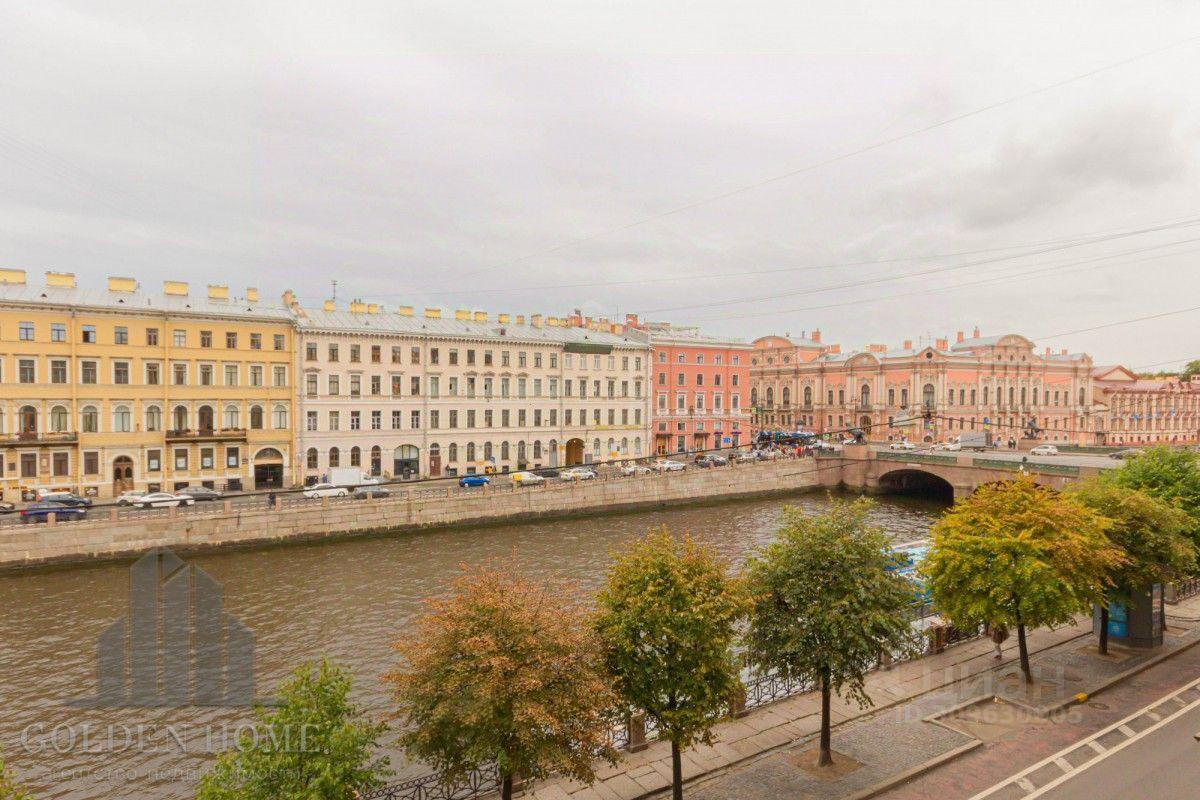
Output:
[[473, 311, 488, 322], [828, 344, 841, 354], [611, 323, 623, 334], [903, 339, 913, 350], [1045, 347, 1051, 355], [163, 280, 189, 296], [973, 326, 980, 338], [531, 314, 544, 328], [956, 330, 964, 343], [811, 329, 821, 343], [547, 316, 558, 326], [207, 284, 229, 300], [323, 299, 336, 312], [398, 305, 414, 316], [1061, 348, 1068, 356], [107, 276, 137, 293], [424, 307, 441, 318], [246, 287, 259, 302], [367, 303, 381, 314], [868, 343, 887, 353], [46, 271, 76, 289], [498, 313, 510, 324], [454, 309, 470, 321], [0, 268, 26, 285], [625, 313, 640, 327], [281, 289, 297, 308], [515, 315, 525, 325], [935, 337, 948, 350]]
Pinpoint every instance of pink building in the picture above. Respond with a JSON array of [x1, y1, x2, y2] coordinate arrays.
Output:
[[630, 319, 751, 455], [750, 328, 1099, 445], [1092, 366, 1200, 445]]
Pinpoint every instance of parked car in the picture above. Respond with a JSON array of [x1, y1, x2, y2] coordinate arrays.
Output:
[[116, 490, 147, 506], [303, 483, 350, 499], [353, 486, 391, 499], [943, 441, 962, 452], [38, 491, 92, 507], [534, 468, 561, 479], [735, 451, 759, 463], [620, 463, 653, 476], [1109, 448, 1140, 460], [756, 448, 784, 459], [137, 492, 196, 508], [179, 486, 223, 502], [889, 441, 917, 451], [695, 454, 729, 468], [511, 470, 545, 486], [560, 467, 597, 481], [812, 441, 842, 453], [21, 503, 88, 523], [1030, 444, 1059, 456], [0, 500, 16, 514], [459, 474, 490, 488], [653, 459, 687, 472]]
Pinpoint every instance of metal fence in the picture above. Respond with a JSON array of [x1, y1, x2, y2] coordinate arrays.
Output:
[[875, 451, 959, 466], [970, 457, 1080, 477], [360, 765, 500, 800]]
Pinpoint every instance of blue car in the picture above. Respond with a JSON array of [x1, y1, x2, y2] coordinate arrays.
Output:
[[21, 503, 88, 523], [458, 475, 490, 488]]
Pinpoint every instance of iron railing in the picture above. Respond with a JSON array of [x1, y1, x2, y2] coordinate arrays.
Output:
[[360, 765, 499, 800]]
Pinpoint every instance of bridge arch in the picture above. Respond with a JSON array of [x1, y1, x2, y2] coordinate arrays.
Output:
[[876, 468, 954, 502]]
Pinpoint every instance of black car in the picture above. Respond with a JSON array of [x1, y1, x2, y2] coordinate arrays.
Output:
[[535, 468, 561, 479], [694, 455, 729, 468], [38, 492, 92, 507], [0, 501, 15, 514], [179, 486, 223, 501], [353, 486, 391, 499], [21, 503, 88, 523]]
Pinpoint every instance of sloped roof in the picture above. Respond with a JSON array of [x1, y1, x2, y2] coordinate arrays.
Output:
[[0, 283, 292, 320]]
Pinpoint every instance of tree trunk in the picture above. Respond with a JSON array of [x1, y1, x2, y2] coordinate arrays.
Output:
[[671, 739, 683, 800], [819, 668, 833, 766], [502, 772, 513, 800], [1099, 605, 1109, 656], [1016, 618, 1032, 684]]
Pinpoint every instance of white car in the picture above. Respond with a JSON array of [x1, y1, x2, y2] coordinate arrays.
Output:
[[303, 482, 350, 498], [889, 441, 917, 451], [943, 441, 962, 452], [654, 459, 687, 472], [116, 490, 147, 506], [510, 470, 545, 486], [137, 492, 195, 509], [620, 464, 653, 476], [560, 467, 597, 481], [1030, 444, 1059, 456], [736, 451, 759, 463]]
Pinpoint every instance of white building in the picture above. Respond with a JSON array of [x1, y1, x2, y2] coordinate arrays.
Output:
[[290, 298, 652, 480]]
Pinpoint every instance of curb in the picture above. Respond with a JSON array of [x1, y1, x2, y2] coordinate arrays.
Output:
[[843, 741, 983, 800]]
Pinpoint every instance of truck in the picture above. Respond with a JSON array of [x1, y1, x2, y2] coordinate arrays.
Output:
[[328, 468, 380, 488], [957, 431, 992, 451]]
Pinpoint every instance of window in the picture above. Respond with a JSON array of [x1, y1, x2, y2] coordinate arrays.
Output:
[[198, 330, 211, 348], [81, 324, 96, 343], [85, 451, 101, 474], [274, 334, 285, 351], [250, 405, 264, 429], [201, 448, 214, 469], [225, 364, 239, 386], [306, 410, 318, 431], [329, 411, 340, 430], [350, 375, 361, 396], [18, 359, 35, 383], [307, 448, 319, 469], [199, 364, 213, 386], [412, 346, 421, 364], [174, 329, 187, 347], [173, 363, 187, 385], [306, 342, 318, 361], [225, 332, 238, 349], [350, 447, 361, 467], [250, 365, 263, 386], [146, 406, 162, 431], [350, 411, 361, 430], [51, 360, 67, 384], [350, 344, 361, 363], [250, 333, 262, 350], [225, 446, 239, 468], [175, 448, 189, 470], [371, 410, 381, 430], [113, 405, 131, 432], [173, 406, 188, 431], [429, 347, 439, 365], [449, 349, 458, 365], [50, 405, 68, 432], [273, 405, 288, 429], [329, 447, 340, 467], [146, 363, 161, 385], [273, 366, 287, 387], [18, 321, 34, 340], [371, 375, 381, 395], [114, 326, 128, 344], [328, 344, 339, 362], [411, 376, 420, 396], [81, 406, 98, 433], [20, 453, 36, 478], [51, 323, 65, 342], [305, 373, 318, 397], [371, 345, 381, 363]]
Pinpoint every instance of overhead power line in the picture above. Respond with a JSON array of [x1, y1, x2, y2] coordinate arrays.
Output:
[[1037, 305, 1200, 341]]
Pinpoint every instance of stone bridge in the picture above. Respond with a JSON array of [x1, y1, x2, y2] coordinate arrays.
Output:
[[818, 444, 1110, 500]]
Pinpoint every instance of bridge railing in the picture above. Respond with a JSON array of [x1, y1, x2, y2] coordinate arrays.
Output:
[[970, 457, 1080, 477], [875, 451, 959, 466]]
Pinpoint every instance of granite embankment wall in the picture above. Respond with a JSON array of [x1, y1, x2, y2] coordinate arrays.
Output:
[[0, 460, 824, 568]]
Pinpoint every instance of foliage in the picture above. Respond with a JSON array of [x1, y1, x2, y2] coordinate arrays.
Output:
[[0, 754, 32, 800], [386, 563, 617, 800], [923, 475, 1122, 679], [1109, 446, 1200, 550], [197, 659, 389, 800], [594, 529, 747, 798], [1181, 360, 1200, 381], [1068, 479, 1196, 598], [744, 498, 919, 707]]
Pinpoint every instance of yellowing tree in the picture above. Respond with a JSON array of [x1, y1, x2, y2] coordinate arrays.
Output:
[[387, 564, 617, 800], [923, 475, 1121, 682]]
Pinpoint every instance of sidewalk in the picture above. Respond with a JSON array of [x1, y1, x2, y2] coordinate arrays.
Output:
[[520, 595, 1200, 800]]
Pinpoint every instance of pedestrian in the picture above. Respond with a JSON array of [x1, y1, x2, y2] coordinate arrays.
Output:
[[990, 623, 1009, 659], [267, 490, 277, 510]]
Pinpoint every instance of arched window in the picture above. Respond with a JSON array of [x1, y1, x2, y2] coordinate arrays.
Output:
[[466, 442, 476, 462], [1078, 387, 1086, 406], [621, 437, 628, 453], [592, 438, 601, 456], [606, 438, 614, 457], [765, 387, 774, 406], [223, 404, 239, 429], [329, 447, 340, 467], [113, 405, 131, 433], [81, 406, 98, 433], [860, 385, 870, 408], [516, 441, 525, 462], [18, 405, 36, 434], [173, 405, 188, 432], [447, 443, 458, 462], [500, 441, 510, 460], [634, 436, 642, 455], [483, 441, 493, 460], [751, 387, 759, 406], [922, 384, 935, 408], [533, 440, 542, 459], [146, 405, 162, 432], [50, 405, 69, 432], [198, 405, 214, 432], [250, 405, 264, 429], [781, 387, 790, 407], [350, 446, 361, 466], [804, 386, 813, 407], [306, 448, 319, 469], [272, 404, 287, 429], [370, 445, 382, 475]]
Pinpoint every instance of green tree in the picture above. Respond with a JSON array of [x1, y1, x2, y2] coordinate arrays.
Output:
[[594, 529, 748, 800], [387, 564, 617, 800], [0, 754, 32, 800], [1180, 360, 1200, 381], [744, 499, 919, 767], [1110, 446, 1200, 548], [923, 475, 1122, 682], [1069, 479, 1196, 654], [197, 659, 389, 800]]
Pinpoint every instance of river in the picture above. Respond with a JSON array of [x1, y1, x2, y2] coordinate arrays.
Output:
[[0, 489, 945, 800]]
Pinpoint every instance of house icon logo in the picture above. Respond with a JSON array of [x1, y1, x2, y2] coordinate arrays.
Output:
[[72, 548, 257, 708]]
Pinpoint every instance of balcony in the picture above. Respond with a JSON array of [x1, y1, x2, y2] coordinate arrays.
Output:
[[0, 431, 79, 448], [165, 428, 248, 443]]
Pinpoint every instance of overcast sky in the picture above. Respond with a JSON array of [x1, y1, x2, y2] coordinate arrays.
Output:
[[2, 1, 1198, 367]]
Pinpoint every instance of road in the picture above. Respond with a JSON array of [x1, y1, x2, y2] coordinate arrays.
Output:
[[871, 443, 1119, 470]]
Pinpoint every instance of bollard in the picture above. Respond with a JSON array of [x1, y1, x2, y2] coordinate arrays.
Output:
[[322, 495, 329, 509], [273, 495, 281, 511], [169, 505, 177, 519], [46, 511, 56, 527], [223, 500, 232, 513], [627, 714, 648, 752], [109, 508, 118, 522], [928, 624, 947, 655], [729, 684, 749, 718], [879, 649, 894, 671]]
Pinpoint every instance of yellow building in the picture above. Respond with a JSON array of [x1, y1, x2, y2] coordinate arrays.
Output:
[[0, 270, 295, 500]]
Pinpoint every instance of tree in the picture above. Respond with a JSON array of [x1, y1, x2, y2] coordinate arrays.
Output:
[[743, 499, 919, 767], [1180, 360, 1200, 381], [386, 564, 617, 800], [1069, 479, 1196, 654], [923, 475, 1122, 683], [197, 659, 389, 800], [1109, 446, 1200, 549], [594, 529, 748, 800], [0, 754, 32, 800]]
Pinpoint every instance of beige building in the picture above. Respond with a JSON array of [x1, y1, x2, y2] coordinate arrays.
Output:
[[290, 299, 652, 480], [1092, 366, 1200, 445], [0, 270, 295, 501]]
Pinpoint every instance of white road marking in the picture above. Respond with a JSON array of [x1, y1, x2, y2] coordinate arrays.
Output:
[[1053, 757, 1073, 772], [1117, 724, 1136, 737], [1086, 740, 1106, 754]]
